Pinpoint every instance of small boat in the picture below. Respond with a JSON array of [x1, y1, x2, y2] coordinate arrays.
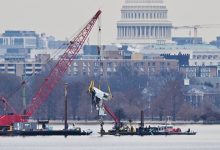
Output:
[[149, 125, 196, 135]]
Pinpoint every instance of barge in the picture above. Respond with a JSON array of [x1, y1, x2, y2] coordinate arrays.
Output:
[[99, 111, 197, 136], [0, 129, 92, 136], [100, 125, 196, 136], [0, 121, 92, 137]]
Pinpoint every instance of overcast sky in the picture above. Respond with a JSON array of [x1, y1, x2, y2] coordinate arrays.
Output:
[[0, 0, 220, 44]]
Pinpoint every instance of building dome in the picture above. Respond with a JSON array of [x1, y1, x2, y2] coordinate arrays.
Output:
[[117, 0, 172, 44]]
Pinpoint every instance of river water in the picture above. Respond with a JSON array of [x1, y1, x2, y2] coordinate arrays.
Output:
[[0, 124, 220, 150]]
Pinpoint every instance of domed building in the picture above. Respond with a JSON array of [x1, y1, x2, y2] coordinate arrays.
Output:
[[117, 0, 172, 44]]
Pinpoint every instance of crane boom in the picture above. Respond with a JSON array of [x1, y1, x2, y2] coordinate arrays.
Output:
[[103, 103, 119, 124], [0, 10, 101, 126], [26, 10, 101, 117], [0, 96, 17, 114], [172, 24, 220, 37]]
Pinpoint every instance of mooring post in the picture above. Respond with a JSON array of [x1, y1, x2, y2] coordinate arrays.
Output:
[[64, 83, 68, 130], [22, 74, 26, 114], [141, 110, 144, 128]]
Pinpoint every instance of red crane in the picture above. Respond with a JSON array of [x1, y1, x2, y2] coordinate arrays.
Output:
[[103, 103, 119, 124], [0, 10, 102, 127]]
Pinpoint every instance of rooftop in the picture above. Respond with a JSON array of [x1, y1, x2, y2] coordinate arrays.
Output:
[[2, 30, 37, 37]]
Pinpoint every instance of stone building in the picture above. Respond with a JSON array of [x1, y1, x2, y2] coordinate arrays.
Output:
[[117, 0, 172, 44], [184, 85, 220, 108], [68, 58, 178, 77]]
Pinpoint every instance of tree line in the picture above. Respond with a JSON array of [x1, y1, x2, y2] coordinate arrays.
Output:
[[0, 65, 220, 122]]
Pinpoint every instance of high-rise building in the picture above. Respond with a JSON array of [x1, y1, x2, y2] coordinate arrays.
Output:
[[0, 30, 38, 49], [117, 0, 172, 44]]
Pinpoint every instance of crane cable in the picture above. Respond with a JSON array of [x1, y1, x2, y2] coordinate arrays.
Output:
[[97, 16, 112, 96]]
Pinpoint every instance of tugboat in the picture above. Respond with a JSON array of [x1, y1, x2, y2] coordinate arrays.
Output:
[[151, 116, 197, 135], [147, 124, 196, 135]]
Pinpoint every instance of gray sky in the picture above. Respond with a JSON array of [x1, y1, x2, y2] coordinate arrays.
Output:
[[1, 0, 220, 44]]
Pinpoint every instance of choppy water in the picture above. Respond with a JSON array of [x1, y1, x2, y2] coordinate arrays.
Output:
[[0, 124, 220, 150]]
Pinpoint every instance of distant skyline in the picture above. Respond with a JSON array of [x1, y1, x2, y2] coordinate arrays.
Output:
[[1, 0, 220, 44]]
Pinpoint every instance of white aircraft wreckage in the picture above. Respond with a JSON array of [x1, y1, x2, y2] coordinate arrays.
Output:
[[88, 80, 112, 116]]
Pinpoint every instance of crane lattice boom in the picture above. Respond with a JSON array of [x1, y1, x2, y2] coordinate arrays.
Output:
[[172, 24, 220, 37], [26, 10, 101, 117], [103, 103, 119, 124], [0, 10, 101, 126]]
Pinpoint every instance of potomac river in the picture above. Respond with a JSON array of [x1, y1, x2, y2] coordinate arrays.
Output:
[[0, 124, 220, 150]]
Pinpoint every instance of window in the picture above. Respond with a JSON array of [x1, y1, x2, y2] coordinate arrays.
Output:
[[8, 69, 15, 71], [107, 62, 112, 67], [0, 38, 3, 45], [208, 55, 212, 59], [26, 64, 32, 67], [94, 62, 99, 67], [8, 64, 15, 67], [14, 38, 24, 46], [26, 69, 32, 72], [35, 64, 41, 67], [25, 38, 36, 46], [152, 62, 156, 66], [160, 62, 165, 66], [5, 38, 8, 45], [35, 69, 41, 72], [73, 71, 78, 75], [73, 62, 78, 67]]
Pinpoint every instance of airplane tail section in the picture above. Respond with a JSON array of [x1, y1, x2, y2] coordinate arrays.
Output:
[[88, 80, 94, 94], [107, 84, 113, 100]]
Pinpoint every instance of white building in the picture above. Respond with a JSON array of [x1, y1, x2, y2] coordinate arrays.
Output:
[[117, 0, 172, 44], [0, 61, 44, 77], [189, 50, 220, 66], [0, 31, 37, 49]]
